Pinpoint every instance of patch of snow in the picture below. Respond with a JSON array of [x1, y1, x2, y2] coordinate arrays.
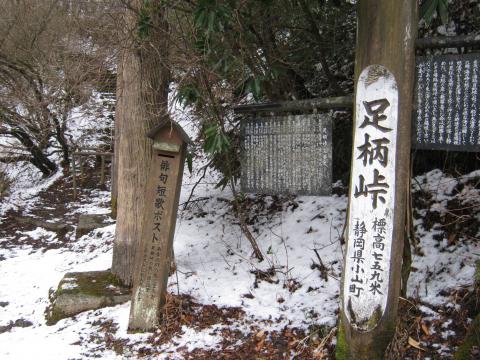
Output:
[[0, 167, 63, 218], [172, 195, 345, 330], [165, 325, 222, 353], [441, 329, 456, 339], [408, 170, 480, 308], [22, 227, 57, 243]]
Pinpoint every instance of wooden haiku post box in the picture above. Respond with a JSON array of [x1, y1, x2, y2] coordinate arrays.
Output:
[[128, 120, 191, 331]]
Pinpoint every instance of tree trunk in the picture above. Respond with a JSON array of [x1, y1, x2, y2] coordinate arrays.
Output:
[[10, 128, 57, 177], [111, 0, 170, 286], [53, 115, 70, 168], [111, 54, 122, 219]]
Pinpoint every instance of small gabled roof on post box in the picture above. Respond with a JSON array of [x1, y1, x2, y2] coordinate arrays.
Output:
[[147, 119, 193, 145]]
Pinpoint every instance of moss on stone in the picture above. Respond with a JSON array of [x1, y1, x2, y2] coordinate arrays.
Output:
[[56, 270, 122, 297], [45, 306, 68, 326], [335, 322, 348, 360], [45, 270, 130, 325]]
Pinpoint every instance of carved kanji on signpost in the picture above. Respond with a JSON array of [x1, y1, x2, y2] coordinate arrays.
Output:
[[346, 65, 399, 324], [338, 1, 417, 359], [128, 120, 191, 332]]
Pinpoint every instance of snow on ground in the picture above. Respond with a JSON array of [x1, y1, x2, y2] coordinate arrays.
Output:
[[1, 166, 479, 358], [0, 169, 345, 359], [0, 163, 63, 217], [0, 90, 479, 358], [408, 169, 480, 306], [172, 193, 345, 330]]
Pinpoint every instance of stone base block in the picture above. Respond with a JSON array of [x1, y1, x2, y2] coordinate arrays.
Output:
[[46, 270, 130, 325]]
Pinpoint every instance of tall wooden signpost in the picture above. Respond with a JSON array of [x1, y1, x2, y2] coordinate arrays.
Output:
[[338, 1, 417, 358], [128, 120, 190, 331]]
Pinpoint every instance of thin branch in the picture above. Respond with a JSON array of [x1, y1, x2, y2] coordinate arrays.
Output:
[[182, 158, 213, 210], [230, 178, 264, 261]]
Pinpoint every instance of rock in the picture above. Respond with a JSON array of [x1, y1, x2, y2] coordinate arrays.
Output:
[[14, 216, 73, 235], [76, 214, 113, 239], [46, 270, 130, 325], [13, 318, 33, 328], [0, 301, 9, 307], [0, 323, 12, 334], [0, 318, 33, 334]]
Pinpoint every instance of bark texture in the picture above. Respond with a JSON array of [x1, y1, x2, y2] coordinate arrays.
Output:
[[111, 0, 170, 286], [111, 56, 122, 219]]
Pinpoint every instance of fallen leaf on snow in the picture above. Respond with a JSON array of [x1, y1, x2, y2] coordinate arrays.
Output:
[[421, 322, 430, 336], [408, 337, 425, 351], [255, 330, 265, 340]]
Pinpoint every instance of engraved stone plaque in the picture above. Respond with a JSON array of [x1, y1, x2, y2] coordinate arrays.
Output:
[[343, 64, 398, 331], [240, 113, 332, 196], [414, 53, 480, 151]]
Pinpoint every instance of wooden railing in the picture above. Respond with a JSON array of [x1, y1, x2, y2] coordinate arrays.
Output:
[[71, 150, 113, 200]]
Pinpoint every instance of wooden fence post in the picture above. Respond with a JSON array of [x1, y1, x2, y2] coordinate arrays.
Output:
[[100, 155, 105, 186], [79, 155, 85, 184], [337, 1, 417, 358], [71, 153, 77, 201]]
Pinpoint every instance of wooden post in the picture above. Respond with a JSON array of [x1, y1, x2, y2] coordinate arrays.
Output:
[[337, 1, 417, 359], [79, 155, 85, 184], [71, 153, 77, 201], [100, 155, 105, 186], [128, 120, 191, 331]]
